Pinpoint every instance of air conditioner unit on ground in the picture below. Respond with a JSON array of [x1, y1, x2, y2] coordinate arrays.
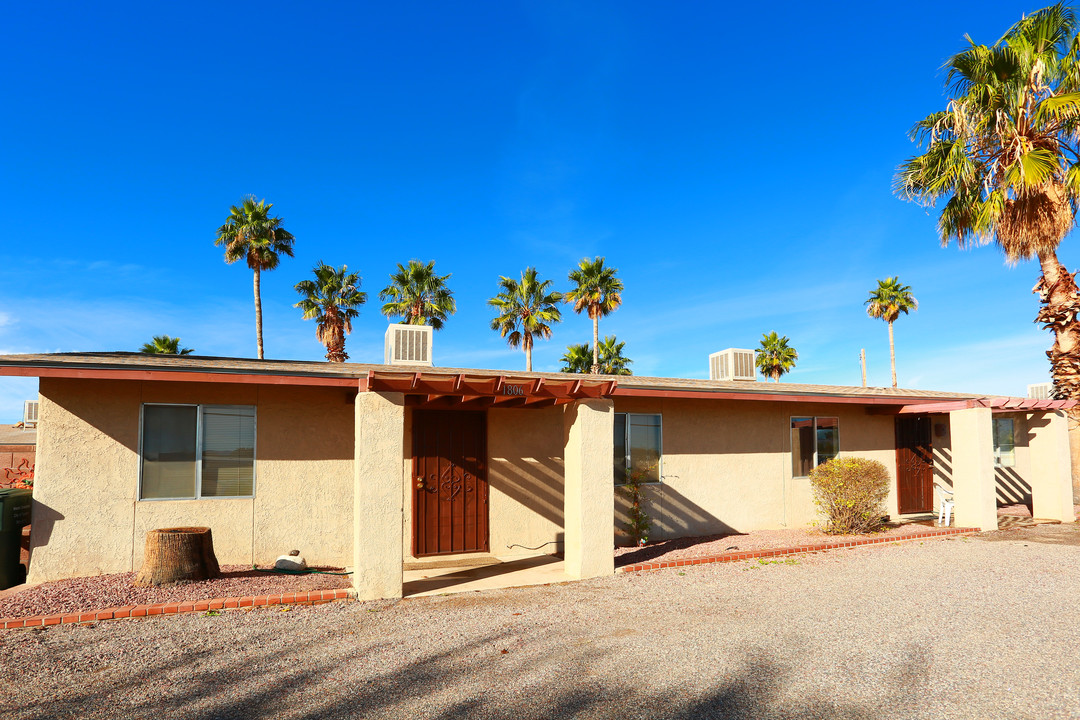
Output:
[[1027, 382, 1053, 399], [23, 400, 39, 427], [709, 349, 756, 382], [385, 324, 434, 366]]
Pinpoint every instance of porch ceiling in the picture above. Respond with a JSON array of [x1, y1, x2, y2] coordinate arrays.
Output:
[[364, 370, 617, 410]]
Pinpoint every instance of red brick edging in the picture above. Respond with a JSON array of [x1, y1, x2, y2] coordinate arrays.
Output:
[[618, 526, 977, 573], [0, 588, 356, 630]]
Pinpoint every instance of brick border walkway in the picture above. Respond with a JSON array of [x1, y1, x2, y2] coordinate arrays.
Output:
[[618, 526, 976, 573], [1, 588, 356, 630]]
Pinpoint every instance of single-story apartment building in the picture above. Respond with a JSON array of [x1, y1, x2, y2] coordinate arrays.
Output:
[[0, 347, 1073, 601]]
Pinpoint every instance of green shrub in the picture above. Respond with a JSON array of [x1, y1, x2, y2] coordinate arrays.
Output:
[[809, 457, 891, 535]]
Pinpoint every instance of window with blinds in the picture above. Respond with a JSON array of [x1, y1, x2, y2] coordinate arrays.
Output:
[[140, 404, 256, 500]]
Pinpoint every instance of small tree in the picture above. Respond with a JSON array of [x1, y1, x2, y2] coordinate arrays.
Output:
[[620, 466, 652, 546], [809, 457, 891, 535]]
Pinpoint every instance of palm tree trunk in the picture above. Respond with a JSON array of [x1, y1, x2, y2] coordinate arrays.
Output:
[[254, 267, 264, 360], [888, 320, 896, 388], [1035, 249, 1080, 502], [1036, 249, 1080, 397], [525, 337, 533, 372], [591, 313, 600, 374]]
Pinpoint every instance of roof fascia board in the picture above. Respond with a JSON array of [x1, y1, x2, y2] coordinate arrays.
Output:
[[0, 365, 361, 388], [612, 387, 941, 405]]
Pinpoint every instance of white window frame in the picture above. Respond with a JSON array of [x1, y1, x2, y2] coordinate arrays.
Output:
[[993, 417, 1016, 468], [138, 403, 258, 501], [615, 412, 663, 486], [790, 416, 840, 478]]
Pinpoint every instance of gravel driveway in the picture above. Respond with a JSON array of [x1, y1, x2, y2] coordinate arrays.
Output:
[[2, 530, 1079, 720]]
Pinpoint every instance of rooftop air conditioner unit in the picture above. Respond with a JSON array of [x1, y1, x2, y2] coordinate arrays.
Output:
[[1027, 382, 1052, 399], [709, 349, 756, 382], [23, 400, 39, 428], [385, 324, 434, 366]]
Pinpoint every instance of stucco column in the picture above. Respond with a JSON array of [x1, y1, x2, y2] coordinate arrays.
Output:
[[948, 407, 998, 531], [1027, 411, 1076, 523], [563, 398, 614, 579], [354, 391, 405, 601]]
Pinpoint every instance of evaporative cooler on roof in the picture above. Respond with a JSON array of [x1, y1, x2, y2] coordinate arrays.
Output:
[[23, 400, 39, 428], [1027, 382, 1052, 399], [384, 324, 434, 366], [709, 349, 756, 382]]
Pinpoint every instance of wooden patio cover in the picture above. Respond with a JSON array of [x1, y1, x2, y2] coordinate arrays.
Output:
[[364, 370, 617, 410], [895, 396, 1076, 414]]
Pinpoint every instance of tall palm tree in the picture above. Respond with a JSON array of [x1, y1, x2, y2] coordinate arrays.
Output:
[[865, 278, 918, 388], [294, 263, 367, 363], [140, 335, 193, 355], [379, 260, 456, 329], [214, 196, 296, 359], [488, 267, 563, 371], [566, 257, 623, 374], [896, 3, 1080, 398], [755, 332, 798, 382], [560, 336, 634, 375]]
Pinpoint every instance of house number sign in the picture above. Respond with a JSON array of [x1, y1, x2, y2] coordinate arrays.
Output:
[[503, 385, 524, 396]]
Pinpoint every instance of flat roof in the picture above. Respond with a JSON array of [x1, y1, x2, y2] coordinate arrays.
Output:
[[0, 351, 1013, 409]]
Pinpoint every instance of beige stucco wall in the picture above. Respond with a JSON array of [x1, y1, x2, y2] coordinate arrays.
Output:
[[932, 412, 1036, 511], [611, 397, 900, 541], [29, 378, 354, 583]]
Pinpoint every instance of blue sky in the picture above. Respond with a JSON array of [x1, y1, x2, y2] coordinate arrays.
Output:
[[0, 1, 1070, 421]]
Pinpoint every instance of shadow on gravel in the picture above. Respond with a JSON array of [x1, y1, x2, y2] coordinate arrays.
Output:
[[976, 523, 1080, 545], [8, 614, 927, 720]]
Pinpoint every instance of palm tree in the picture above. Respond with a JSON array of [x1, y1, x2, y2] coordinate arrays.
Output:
[[560, 343, 593, 373], [379, 260, 456, 329], [560, 336, 634, 375], [294, 263, 367, 363], [755, 332, 798, 382], [140, 335, 193, 355], [488, 267, 563, 371], [214, 196, 296, 360], [865, 278, 918, 388], [566, 257, 623, 374], [596, 335, 633, 375], [896, 3, 1080, 399]]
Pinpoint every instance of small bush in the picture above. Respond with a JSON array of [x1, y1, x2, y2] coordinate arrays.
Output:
[[809, 457, 890, 535]]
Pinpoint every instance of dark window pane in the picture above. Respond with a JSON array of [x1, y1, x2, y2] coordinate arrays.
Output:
[[993, 418, 1015, 467], [613, 413, 627, 485], [201, 405, 256, 497], [816, 417, 839, 465], [142, 405, 197, 499], [791, 417, 814, 477], [629, 414, 662, 483]]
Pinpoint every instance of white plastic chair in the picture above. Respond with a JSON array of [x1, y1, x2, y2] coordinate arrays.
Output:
[[935, 483, 955, 527]]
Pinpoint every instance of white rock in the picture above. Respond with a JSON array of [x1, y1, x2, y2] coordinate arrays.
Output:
[[274, 553, 307, 571]]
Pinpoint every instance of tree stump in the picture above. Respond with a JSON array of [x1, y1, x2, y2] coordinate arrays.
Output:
[[133, 527, 221, 587]]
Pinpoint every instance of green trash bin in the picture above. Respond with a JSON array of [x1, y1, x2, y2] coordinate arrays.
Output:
[[0, 489, 32, 590]]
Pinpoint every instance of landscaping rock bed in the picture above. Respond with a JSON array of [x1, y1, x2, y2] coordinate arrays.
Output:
[[0, 565, 352, 620]]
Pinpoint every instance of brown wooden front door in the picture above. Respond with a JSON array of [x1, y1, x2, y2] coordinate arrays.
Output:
[[895, 416, 934, 514], [412, 410, 489, 556]]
